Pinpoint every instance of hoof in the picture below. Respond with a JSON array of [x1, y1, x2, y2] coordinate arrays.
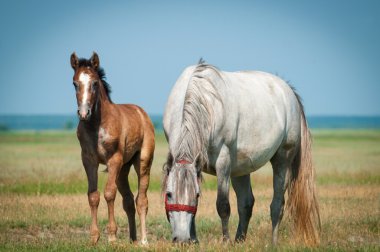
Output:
[[108, 234, 117, 243], [140, 238, 149, 246], [190, 238, 199, 244], [130, 239, 138, 245], [222, 236, 231, 243], [235, 236, 246, 243], [90, 233, 100, 245], [189, 238, 199, 245]]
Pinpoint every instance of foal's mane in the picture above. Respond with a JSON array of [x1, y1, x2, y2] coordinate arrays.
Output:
[[77, 58, 113, 103], [173, 61, 224, 171]]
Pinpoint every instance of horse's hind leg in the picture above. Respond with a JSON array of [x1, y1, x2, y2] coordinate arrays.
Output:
[[270, 147, 296, 245], [133, 147, 154, 245], [231, 174, 254, 242], [116, 161, 137, 243], [82, 153, 100, 244]]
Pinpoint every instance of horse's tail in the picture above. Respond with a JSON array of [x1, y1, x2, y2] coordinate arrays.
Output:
[[286, 98, 321, 245]]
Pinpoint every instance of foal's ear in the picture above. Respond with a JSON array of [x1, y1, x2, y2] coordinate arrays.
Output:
[[70, 52, 79, 70], [90, 52, 100, 70]]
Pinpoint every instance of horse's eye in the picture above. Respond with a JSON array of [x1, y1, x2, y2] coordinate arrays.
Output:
[[166, 192, 172, 200]]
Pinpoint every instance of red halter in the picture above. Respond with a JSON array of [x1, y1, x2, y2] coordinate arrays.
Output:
[[176, 159, 191, 165], [165, 194, 197, 215], [165, 159, 197, 218]]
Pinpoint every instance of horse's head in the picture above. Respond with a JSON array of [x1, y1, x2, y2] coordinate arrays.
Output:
[[163, 153, 202, 243], [70, 52, 101, 121]]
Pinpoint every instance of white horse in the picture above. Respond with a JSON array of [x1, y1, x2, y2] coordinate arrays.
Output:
[[162, 61, 320, 245]]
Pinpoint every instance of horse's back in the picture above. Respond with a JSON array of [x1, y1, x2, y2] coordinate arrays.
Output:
[[117, 104, 155, 138], [164, 65, 302, 176]]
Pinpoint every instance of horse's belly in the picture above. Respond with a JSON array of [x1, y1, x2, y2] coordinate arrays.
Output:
[[231, 151, 269, 176]]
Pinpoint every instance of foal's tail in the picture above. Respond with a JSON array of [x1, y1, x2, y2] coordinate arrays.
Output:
[[286, 103, 321, 245]]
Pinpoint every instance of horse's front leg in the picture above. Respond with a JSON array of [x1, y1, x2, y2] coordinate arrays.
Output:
[[82, 152, 100, 244], [215, 145, 232, 241], [105, 153, 123, 242]]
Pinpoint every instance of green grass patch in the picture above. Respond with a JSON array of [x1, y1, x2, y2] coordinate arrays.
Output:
[[0, 129, 379, 195], [317, 172, 380, 185], [0, 180, 88, 195], [0, 176, 164, 195]]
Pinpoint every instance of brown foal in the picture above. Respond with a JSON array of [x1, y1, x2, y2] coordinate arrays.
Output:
[[70, 52, 155, 245]]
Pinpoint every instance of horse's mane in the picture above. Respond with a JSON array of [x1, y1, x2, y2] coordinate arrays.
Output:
[[173, 61, 224, 171], [77, 58, 112, 103]]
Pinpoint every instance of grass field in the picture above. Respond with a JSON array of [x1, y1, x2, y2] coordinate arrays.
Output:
[[0, 130, 379, 251]]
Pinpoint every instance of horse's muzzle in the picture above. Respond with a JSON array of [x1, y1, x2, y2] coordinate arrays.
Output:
[[172, 236, 191, 243]]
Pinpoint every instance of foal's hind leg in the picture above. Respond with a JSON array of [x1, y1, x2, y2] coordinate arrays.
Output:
[[270, 148, 296, 245], [133, 149, 154, 245], [116, 161, 137, 243], [231, 175, 255, 242]]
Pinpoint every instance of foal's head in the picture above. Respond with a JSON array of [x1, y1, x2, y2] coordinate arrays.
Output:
[[70, 52, 109, 121], [163, 153, 202, 243]]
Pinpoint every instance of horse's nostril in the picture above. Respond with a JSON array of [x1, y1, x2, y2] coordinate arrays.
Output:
[[77, 109, 80, 116], [173, 237, 178, 243], [86, 109, 91, 117]]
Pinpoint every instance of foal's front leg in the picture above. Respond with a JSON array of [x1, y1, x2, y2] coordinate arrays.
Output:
[[82, 153, 100, 244], [105, 153, 123, 242]]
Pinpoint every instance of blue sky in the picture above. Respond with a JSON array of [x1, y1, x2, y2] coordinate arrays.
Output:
[[0, 0, 379, 116]]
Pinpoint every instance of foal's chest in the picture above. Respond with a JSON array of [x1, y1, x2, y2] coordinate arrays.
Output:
[[97, 127, 117, 161]]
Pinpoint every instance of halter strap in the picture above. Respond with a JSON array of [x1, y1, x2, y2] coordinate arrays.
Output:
[[165, 194, 197, 217], [176, 159, 191, 165]]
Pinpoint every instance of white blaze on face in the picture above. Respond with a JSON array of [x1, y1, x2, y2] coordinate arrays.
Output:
[[79, 72, 91, 105]]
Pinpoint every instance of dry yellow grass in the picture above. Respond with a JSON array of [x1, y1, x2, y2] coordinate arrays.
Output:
[[0, 185, 378, 251]]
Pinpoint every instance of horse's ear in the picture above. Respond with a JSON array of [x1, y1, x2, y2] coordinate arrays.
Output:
[[193, 153, 202, 170], [168, 152, 174, 165], [90, 52, 100, 70], [163, 152, 173, 174], [70, 52, 79, 70]]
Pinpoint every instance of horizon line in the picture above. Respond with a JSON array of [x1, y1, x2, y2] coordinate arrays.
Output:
[[0, 113, 380, 117]]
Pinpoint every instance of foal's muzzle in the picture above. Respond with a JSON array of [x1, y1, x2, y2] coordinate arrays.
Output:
[[77, 105, 91, 121]]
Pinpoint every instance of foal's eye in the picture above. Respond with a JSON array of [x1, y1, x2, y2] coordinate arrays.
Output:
[[92, 81, 98, 91], [73, 82, 79, 91]]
